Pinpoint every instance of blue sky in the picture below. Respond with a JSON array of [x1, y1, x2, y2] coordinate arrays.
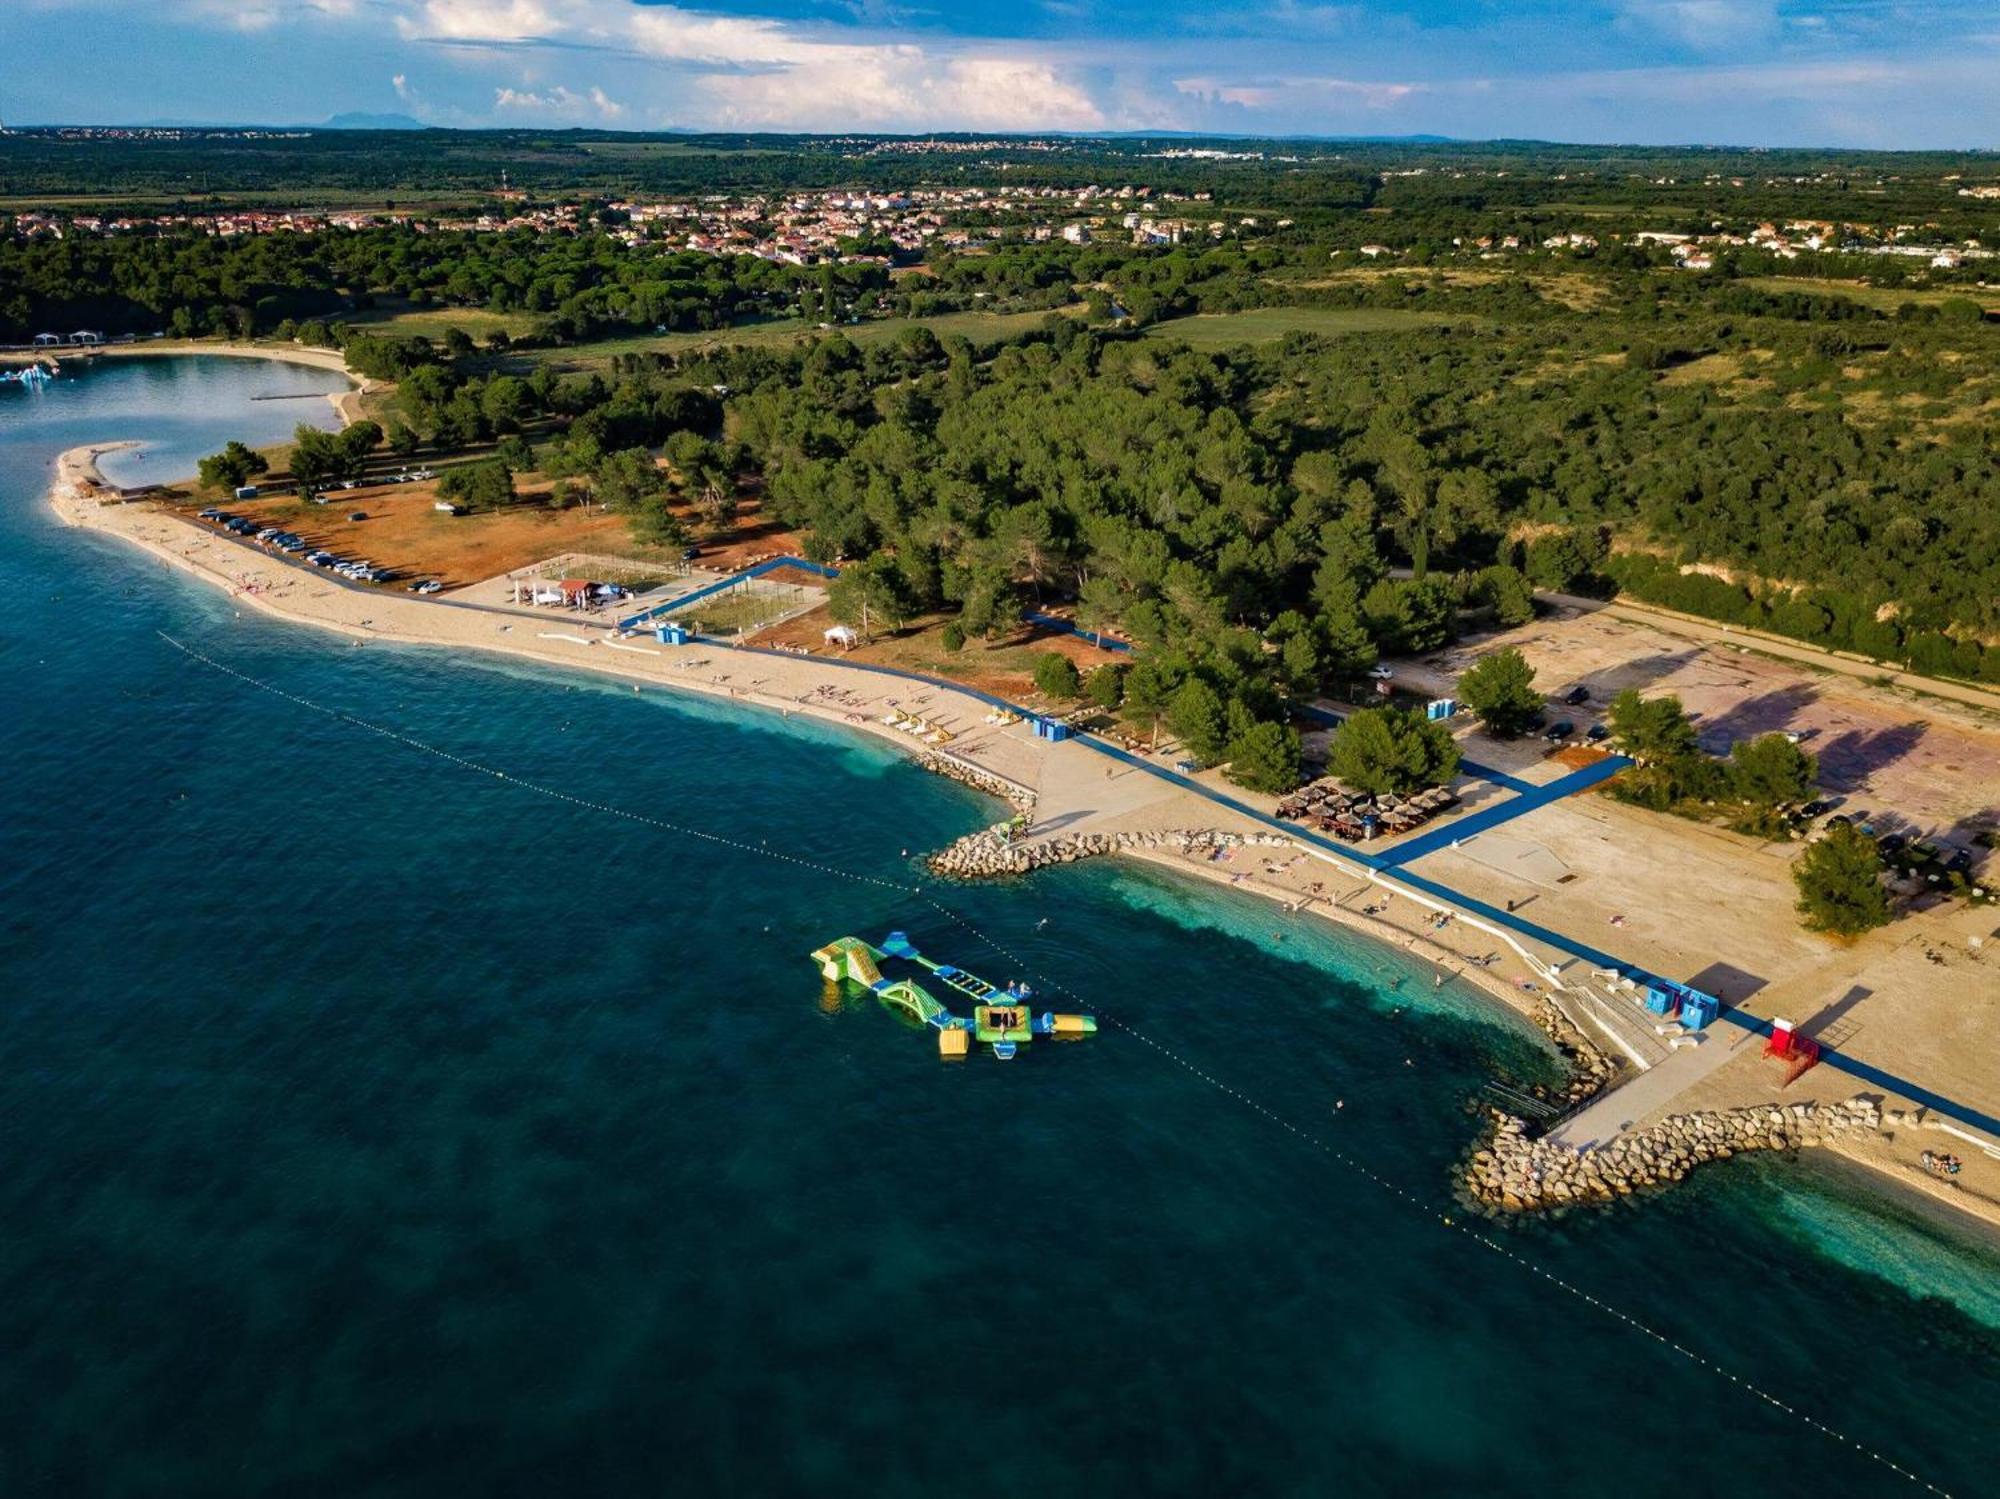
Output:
[[5, 0, 1996, 145]]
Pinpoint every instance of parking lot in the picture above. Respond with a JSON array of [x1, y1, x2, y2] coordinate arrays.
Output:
[[1396, 604, 2000, 841]]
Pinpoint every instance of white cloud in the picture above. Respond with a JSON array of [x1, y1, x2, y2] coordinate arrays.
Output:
[[1617, 0, 1779, 52], [493, 83, 628, 120], [393, 0, 1107, 131], [697, 53, 1104, 131], [399, 0, 562, 44]]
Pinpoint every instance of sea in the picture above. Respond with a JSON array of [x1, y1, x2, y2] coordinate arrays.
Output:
[[2, 355, 1996, 1497]]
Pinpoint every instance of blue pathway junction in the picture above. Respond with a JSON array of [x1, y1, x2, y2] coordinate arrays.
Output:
[[1373, 756, 1632, 868]]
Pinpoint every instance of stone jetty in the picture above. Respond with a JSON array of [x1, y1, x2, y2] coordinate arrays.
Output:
[[928, 823, 1292, 879], [1465, 1096, 1888, 1212]]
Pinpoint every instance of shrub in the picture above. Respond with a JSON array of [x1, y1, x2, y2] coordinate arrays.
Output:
[[1033, 652, 1082, 700]]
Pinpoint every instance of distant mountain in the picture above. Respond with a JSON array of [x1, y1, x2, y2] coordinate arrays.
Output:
[[322, 113, 425, 131]]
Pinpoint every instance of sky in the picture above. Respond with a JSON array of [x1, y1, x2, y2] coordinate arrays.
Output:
[[3, 0, 1997, 147]]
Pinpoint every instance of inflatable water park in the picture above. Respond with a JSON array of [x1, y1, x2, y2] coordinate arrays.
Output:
[[1, 362, 56, 386], [811, 931, 1097, 1061]]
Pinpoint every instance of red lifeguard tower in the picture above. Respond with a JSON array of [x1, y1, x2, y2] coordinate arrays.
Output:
[[1764, 1017, 1821, 1087]]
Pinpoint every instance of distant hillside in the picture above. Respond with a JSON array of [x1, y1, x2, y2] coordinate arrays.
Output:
[[322, 113, 425, 131]]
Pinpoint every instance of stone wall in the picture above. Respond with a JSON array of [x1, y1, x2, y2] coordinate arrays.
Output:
[[1465, 1096, 1886, 1212]]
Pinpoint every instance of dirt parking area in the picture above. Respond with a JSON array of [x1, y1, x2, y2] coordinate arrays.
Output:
[[178, 484, 637, 588], [1399, 606, 2000, 837]]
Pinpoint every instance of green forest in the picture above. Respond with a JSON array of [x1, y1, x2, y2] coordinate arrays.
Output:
[[8, 136, 1997, 699]]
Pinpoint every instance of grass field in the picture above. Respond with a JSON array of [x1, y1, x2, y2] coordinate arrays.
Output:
[[1740, 276, 2000, 315], [346, 302, 543, 341], [1140, 306, 1463, 347], [524, 306, 1084, 370]]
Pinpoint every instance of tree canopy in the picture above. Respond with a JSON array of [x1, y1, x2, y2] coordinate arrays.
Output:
[[1327, 706, 1461, 795], [1792, 824, 1891, 937], [1457, 648, 1541, 737]]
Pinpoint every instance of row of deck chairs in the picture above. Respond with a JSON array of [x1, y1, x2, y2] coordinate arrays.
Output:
[[882, 708, 956, 746], [1275, 779, 1460, 842]]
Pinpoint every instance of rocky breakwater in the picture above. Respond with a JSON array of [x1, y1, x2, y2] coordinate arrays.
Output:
[[929, 825, 1291, 879], [913, 752, 1035, 811], [1531, 996, 1619, 1107], [1466, 1096, 1886, 1213]]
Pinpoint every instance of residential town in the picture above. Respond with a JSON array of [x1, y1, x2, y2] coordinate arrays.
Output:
[[6, 186, 1990, 277]]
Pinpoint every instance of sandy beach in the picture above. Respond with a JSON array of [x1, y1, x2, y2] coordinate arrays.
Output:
[[46, 440, 2000, 1244], [44, 441, 1557, 1029]]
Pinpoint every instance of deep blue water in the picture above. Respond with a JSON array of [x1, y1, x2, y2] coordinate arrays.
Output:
[[2, 358, 1998, 1498]]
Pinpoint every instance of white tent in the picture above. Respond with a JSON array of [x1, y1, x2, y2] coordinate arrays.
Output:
[[824, 624, 859, 649]]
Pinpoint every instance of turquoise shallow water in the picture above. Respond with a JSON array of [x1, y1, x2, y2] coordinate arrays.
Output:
[[3, 359, 1999, 1497]]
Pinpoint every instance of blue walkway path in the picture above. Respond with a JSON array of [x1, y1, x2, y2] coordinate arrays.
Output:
[[1063, 731, 2000, 1139], [631, 590, 2000, 1140], [1023, 612, 1133, 653], [1373, 756, 1632, 868]]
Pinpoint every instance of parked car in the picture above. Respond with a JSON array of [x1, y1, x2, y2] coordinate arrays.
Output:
[[1563, 685, 1590, 706], [198, 507, 223, 520], [1877, 834, 1908, 856], [347, 511, 367, 522], [408, 579, 444, 595], [1945, 847, 1975, 875], [1544, 720, 1574, 742], [1585, 723, 1610, 742], [1366, 665, 1395, 681]]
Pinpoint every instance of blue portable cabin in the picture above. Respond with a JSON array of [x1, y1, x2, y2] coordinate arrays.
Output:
[[1031, 717, 1072, 742], [1425, 697, 1458, 722], [1643, 983, 1681, 1017], [1678, 989, 1720, 1029], [655, 622, 693, 645]]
